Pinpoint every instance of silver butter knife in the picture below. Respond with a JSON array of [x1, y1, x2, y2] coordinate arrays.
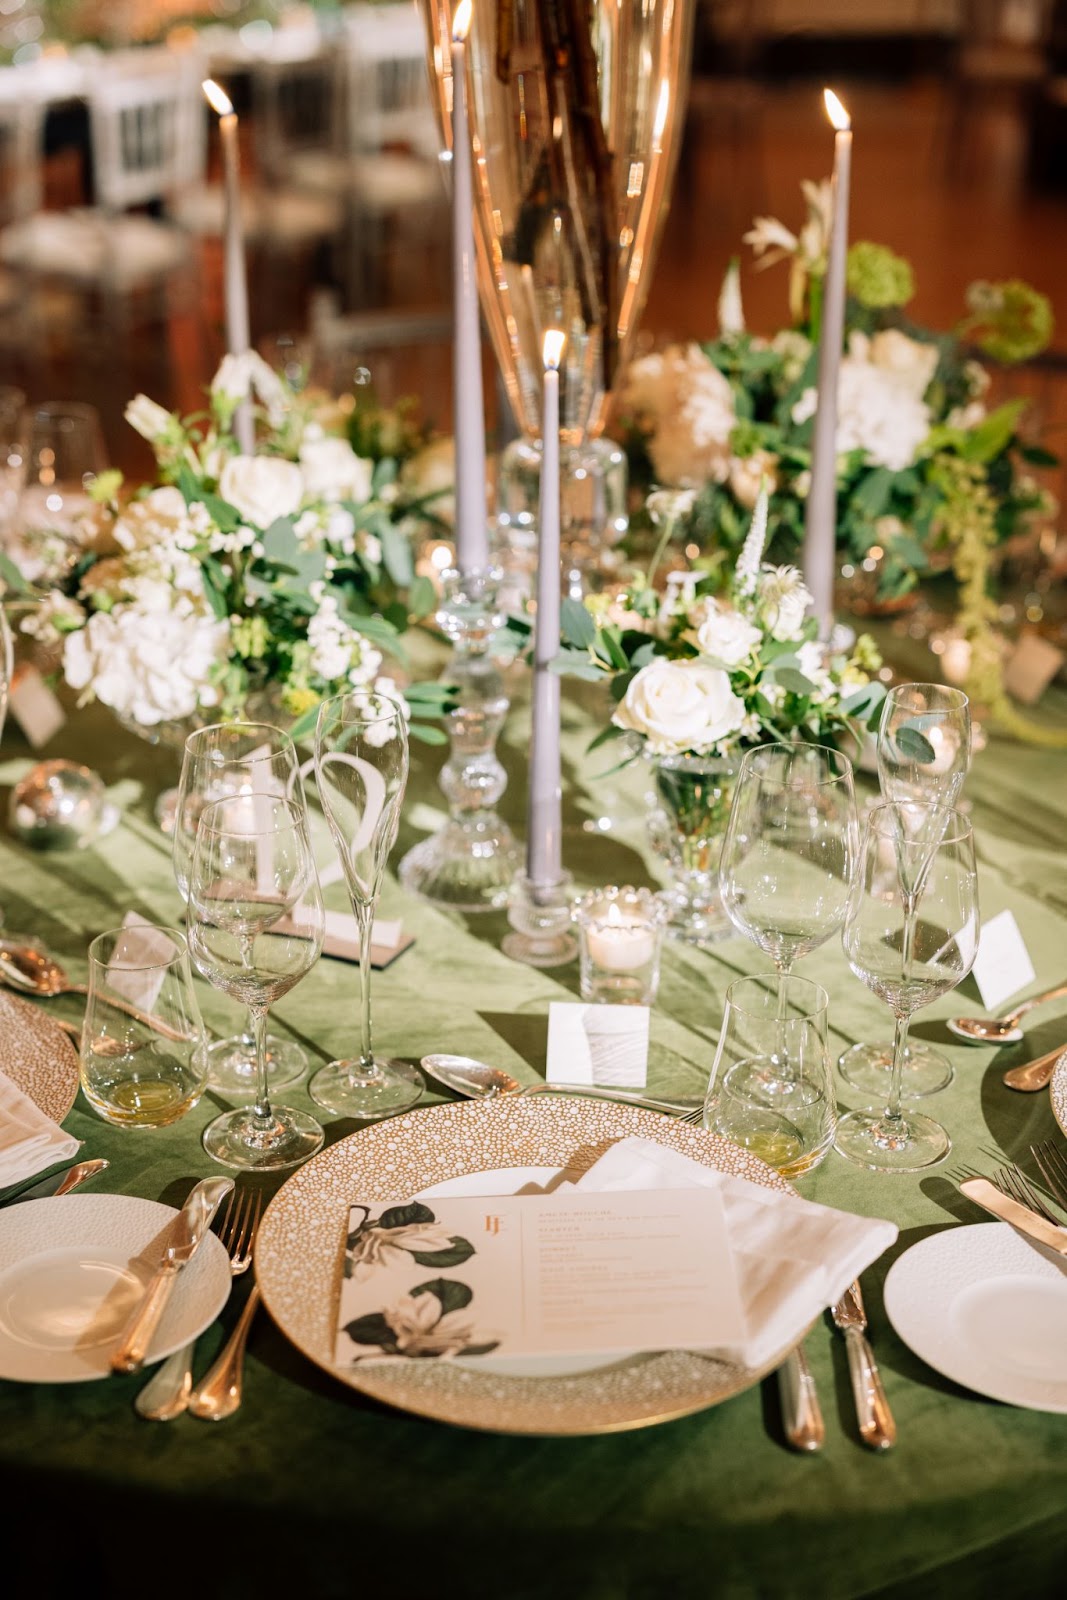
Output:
[[777, 1341, 824, 1452], [830, 1280, 896, 1451], [960, 1177, 1067, 1255], [110, 1177, 233, 1374]]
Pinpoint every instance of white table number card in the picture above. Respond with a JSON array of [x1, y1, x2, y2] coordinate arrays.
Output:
[[969, 909, 1037, 1012], [546, 1002, 650, 1089], [334, 1188, 746, 1366]]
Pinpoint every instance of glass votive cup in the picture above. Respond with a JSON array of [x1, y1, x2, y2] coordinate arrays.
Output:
[[80, 925, 209, 1129], [575, 886, 666, 1005], [703, 974, 836, 1178]]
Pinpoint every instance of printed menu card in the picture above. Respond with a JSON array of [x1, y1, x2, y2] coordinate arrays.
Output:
[[334, 1188, 746, 1366]]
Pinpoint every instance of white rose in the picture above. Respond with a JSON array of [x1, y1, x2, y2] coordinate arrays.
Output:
[[758, 565, 811, 641], [613, 659, 746, 757], [124, 394, 175, 444], [219, 455, 304, 527], [868, 329, 939, 404], [696, 604, 762, 669], [299, 436, 373, 504]]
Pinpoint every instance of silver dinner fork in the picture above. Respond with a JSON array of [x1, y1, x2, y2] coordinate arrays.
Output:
[[187, 1191, 265, 1421], [134, 1187, 261, 1422], [1030, 1142, 1067, 1215], [992, 1164, 1062, 1225]]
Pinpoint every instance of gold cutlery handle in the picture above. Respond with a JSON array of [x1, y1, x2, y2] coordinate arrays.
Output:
[[777, 1342, 824, 1452], [189, 1285, 261, 1421], [135, 1339, 195, 1421], [111, 1266, 179, 1374], [844, 1326, 896, 1451]]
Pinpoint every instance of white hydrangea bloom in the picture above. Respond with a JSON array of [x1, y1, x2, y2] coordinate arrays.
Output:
[[63, 599, 228, 727]]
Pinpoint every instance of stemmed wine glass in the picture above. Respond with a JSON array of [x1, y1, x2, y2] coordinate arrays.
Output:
[[719, 741, 858, 999], [836, 802, 979, 1172], [310, 691, 421, 1118], [839, 683, 971, 1098], [173, 722, 309, 1095], [187, 794, 326, 1171]]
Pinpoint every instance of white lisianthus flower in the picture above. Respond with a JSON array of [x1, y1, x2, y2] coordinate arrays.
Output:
[[867, 329, 939, 404], [219, 455, 304, 527], [795, 639, 835, 700], [124, 394, 177, 445], [63, 599, 228, 727], [299, 437, 373, 504], [400, 437, 456, 524], [212, 351, 287, 425], [613, 658, 746, 757], [742, 214, 799, 266], [758, 565, 811, 641], [696, 604, 763, 669]]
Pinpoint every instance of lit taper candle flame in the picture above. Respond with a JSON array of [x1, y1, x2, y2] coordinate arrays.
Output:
[[542, 328, 566, 371], [453, 0, 472, 42], [823, 87, 851, 132]]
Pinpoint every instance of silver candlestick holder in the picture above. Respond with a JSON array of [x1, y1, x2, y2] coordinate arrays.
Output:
[[398, 565, 519, 912], [502, 872, 578, 968]]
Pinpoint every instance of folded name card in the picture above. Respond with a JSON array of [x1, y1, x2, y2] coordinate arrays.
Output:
[[271, 909, 412, 969], [546, 1001, 649, 1089], [970, 908, 1036, 1011], [8, 665, 66, 750], [334, 1187, 744, 1366]]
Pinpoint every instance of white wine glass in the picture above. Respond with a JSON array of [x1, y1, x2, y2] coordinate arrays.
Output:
[[188, 794, 326, 1172], [719, 741, 857, 1062], [839, 683, 971, 1099], [836, 802, 979, 1173], [174, 722, 309, 1096], [310, 691, 421, 1119]]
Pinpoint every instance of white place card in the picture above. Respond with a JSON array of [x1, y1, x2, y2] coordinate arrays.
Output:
[[105, 912, 175, 1012], [546, 1001, 649, 1089], [271, 908, 411, 968], [334, 1187, 745, 1366], [1003, 633, 1065, 706], [970, 909, 1037, 1012], [7, 665, 65, 749]]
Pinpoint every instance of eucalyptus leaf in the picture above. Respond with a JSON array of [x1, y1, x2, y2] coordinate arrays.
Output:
[[772, 667, 816, 696], [894, 723, 937, 763], [560, 596, 596, 649]]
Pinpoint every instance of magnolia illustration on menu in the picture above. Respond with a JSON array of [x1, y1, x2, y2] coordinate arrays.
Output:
[[337, 1201, 501, 1361]]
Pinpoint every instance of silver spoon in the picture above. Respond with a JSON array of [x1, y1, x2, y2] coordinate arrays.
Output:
[[946, 979, 1067, 1044], [0, 942, 192, 1042], [419, 1053, 702, 1115]]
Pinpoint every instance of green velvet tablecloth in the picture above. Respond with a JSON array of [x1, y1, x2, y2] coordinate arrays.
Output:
[[1, 658, 1066, 1600]]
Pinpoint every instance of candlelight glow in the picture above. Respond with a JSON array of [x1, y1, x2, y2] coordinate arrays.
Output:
[[823, 88, 850, 131], [542, 329, 565, 370], [202, 79, 234, 117], [453, 0, 473, 43]]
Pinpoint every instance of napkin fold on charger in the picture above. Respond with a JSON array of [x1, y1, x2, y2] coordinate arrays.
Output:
[[573, 1136, 898, 1371], [0, 1070, 80, 1188]]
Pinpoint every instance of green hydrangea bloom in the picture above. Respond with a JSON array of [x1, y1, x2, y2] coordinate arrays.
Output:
[[846, 242, 915, 309], [962, 279, 1054, 364]]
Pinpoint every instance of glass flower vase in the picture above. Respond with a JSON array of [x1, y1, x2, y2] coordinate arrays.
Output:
[[647, 752, 739, 945], [420, 0, 696, 584]]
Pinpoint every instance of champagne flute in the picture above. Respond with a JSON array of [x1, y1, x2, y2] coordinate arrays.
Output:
[[310, 691, 421, 1118], [14, 402, 106, 580], [188, 794, 326, 1172], [836, 802, 979, 1172], [839, 683, 971, 1098], [173, 722, 309, 1095]]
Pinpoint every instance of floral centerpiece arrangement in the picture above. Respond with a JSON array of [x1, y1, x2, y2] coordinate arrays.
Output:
[[540, 491, 887, 941], [1, 353, 453, 743]]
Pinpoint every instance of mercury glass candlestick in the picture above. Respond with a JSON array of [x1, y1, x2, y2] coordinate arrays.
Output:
[[399, 565, 518, 910]]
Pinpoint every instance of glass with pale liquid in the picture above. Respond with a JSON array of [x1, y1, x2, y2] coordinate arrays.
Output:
[[80, 926, 208, 1128], [703, 975, 835, 1178]]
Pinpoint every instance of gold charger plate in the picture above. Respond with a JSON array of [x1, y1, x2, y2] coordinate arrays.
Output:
[[0, 989, 80, 1124], [256, 1096, 794, 1436], [1050, 1050, 1067, 1140]]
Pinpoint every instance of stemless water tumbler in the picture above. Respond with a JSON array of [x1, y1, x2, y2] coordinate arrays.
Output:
[[81, 925, 208, 1128]]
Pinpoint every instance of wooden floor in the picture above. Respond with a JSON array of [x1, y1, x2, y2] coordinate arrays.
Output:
[[7, 75, 1067, 478]]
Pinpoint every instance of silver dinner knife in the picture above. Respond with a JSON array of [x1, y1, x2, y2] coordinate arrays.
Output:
[[777, 1342, 824, 1452], [0, 1157, 108, 1208], [110, 1177, 233, 1374], [960, 1178, 1067, 1256], [829, 1280, 896, 1451]]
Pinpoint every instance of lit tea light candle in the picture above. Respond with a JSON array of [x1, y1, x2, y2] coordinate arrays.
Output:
[[586, 902, 657, 972], [803, 87, 852, 640]]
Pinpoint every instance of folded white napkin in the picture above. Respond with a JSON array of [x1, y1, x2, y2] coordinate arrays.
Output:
[[0, 1070, 80, 1188], [574, 1136, 898, 1370]]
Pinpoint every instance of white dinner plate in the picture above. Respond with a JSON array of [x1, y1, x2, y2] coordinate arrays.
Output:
[[0, 1194, 232, 1382], [256, 1096, 797, 1435], [884, 1221, 1067, 1413], [1050, 1051, 1067, 1140]]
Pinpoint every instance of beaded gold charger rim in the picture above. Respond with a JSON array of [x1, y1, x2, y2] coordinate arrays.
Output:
[[256, 1096, 795, 1436], [0, 990, 80, 1124], [1051, 1051, 1067, 1140]]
